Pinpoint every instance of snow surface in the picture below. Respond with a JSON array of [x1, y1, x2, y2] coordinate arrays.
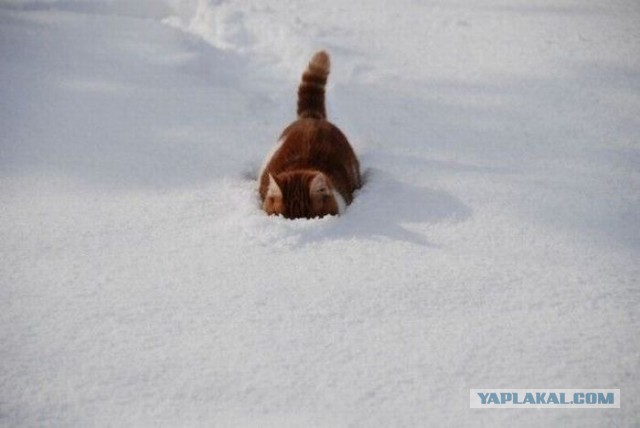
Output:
[[1, 0, 639, 426]]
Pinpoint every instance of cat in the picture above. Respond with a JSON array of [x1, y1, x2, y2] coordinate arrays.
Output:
[[259, 51, 361, 219]]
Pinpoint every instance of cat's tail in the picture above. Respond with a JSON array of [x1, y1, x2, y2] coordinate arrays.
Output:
[[297, 50, 330, 120]]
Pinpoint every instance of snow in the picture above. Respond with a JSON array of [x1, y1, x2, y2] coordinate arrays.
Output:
[[1, 0, 639, 426]]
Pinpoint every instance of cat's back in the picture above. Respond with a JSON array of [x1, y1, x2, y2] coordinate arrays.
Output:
[[279, 118, 352, 158], [260, 118, 361, 202]]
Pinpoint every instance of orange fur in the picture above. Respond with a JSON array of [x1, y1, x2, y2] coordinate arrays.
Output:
[[260, 51, 361, 219]]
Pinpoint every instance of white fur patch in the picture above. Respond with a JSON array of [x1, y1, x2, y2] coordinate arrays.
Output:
[[333, 190, 346, 214], [258, 138, 285, 180]]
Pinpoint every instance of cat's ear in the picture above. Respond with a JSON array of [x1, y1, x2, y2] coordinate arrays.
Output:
[[267, 174, 282, 198], [309, 173, 330, 196]]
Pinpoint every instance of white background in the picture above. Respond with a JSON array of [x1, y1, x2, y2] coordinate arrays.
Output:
[[1, 0, 638, 426]]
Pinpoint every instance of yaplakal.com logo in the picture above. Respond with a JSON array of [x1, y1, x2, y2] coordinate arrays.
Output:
[[470, 389, 620, 409]]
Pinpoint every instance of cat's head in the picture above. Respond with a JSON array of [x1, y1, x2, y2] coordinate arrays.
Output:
[[263, 171, 343, 219]]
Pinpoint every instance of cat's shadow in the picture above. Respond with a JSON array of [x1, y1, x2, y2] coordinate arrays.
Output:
[[292, 168, 472, 247]]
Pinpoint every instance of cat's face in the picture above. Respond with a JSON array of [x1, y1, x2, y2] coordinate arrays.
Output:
[[263, 172, 341, 219]]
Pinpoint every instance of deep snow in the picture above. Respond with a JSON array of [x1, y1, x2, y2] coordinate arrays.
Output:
[[1, 0, 639, 426]]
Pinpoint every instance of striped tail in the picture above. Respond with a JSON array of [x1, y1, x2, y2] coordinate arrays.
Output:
[[297, 51, 330, 119]]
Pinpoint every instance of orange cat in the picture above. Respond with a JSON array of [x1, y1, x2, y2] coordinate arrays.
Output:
[[259, 51, 361, 219]]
